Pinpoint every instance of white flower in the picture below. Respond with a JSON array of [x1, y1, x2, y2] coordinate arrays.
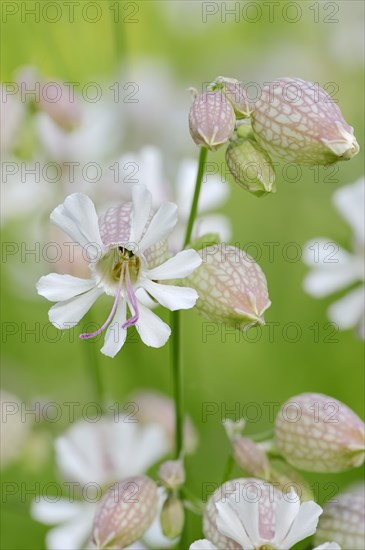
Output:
[[37, 186, 202, 357], [190, 543, 341, 550], [303, 178, 365, 339], [214, 488, 322, 549], [31, 416, 169, 550], [35, 99, 121, 163], [201, 479, 326, 550], [130, 390, 198, 454], [117, 146, 232, 251]]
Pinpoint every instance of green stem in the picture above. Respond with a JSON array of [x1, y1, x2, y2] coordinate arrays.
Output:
[[108, 0, 126, 61], [221, 453, 235, 484], [170, 147, 208, 460], [171, 310, 183, 458], [250, 428, 274, 442], [183, 147, 208, 248], [180, 486, 204, 514], [170, 147, 208, 549], [82, 313, 105, 412]]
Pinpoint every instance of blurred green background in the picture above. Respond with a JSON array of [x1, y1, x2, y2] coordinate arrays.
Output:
[[1, 1, 364, 548]]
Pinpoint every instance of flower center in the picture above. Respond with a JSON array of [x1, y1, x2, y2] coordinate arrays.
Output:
[[112, 247, 141, 283], [80, 246, 142, 340]]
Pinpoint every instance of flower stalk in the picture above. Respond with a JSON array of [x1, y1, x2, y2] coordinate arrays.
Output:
[[183, 147, 208, 248], [171, 146, 209, 460]]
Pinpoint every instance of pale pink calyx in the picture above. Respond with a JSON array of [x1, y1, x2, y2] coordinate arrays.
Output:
[[275, 392, 365, 473], [91, 475, 158, 549], [315, 482, 364, 550], [211, 76, 252, 118], [251, 77, 359, 165], [184, 244, 271, 329], [189, 91, 236, 151]]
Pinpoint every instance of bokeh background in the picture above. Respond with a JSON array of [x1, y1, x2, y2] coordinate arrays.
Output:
[[1, 1, 364, 549]]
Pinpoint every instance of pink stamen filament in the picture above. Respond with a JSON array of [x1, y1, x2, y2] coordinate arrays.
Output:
[[122, 265, 140, 329], [80, 264, 125, 340]]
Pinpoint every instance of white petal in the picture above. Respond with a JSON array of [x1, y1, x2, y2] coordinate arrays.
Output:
[[333, 178, 364, 244], [125, 542, 148, 550], [313, 543, 341, 550], [55, 424, 105, 485], [135, 287, 158, 309], [37, 274, 96, 302], [111, 424, 169, 479], [227, 496, 260, 547], [129, 185, 152, 244], [138, 147, 168, 205], [302, 239, 352, 267], [100, 298, 127, 357], [31, 498, 84, 524], [303, 240, 361, 298], [303, 266, 360, 298], [189, 540, 218, 550], [145, 249, 202, 280], [138, 202, 177, 253], [193, 214, 232, 242], [280, 501, 322, 550], [175, 159, 199, 218], [32, 499, 96, 550], [143, 280, 198, 311], [135, 302, 171, 347], [215, 501, 254, 549], [45, 504, 96, 550], [176, 159, 229, 217], [50, 193, 104, 260], [328, 286, 365, 329], [198, 175, 230, 212], [273, 490, 301, 548], [48, 286, 103, 329]]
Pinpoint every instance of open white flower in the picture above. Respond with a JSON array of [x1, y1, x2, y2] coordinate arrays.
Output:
[[31, 416, 169, 550], [199, 479, 331, 550], [303, 178, 365, 339], [37, 186, 202, 357], [190, 542, 340, 550], [214, 488, 322, 549]]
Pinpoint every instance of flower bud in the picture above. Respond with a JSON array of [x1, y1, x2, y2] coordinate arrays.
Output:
[[315, 483, 364, 549], [232, 437, 270, 478], [251, 77, 359, 165], [226, 135, 276, 196], [91, 475, 158, 549], [184, 244, 271, 329], [223, 418, 246, 440], [212, 76, 251, 118], [158, 459, 185, 490], [189, 91, 236, 151], [161, 495, 185, 539], [275, 393, 365, 472]]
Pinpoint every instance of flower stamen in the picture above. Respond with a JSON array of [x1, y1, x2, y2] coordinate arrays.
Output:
[[122, 265, 140, 329]]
